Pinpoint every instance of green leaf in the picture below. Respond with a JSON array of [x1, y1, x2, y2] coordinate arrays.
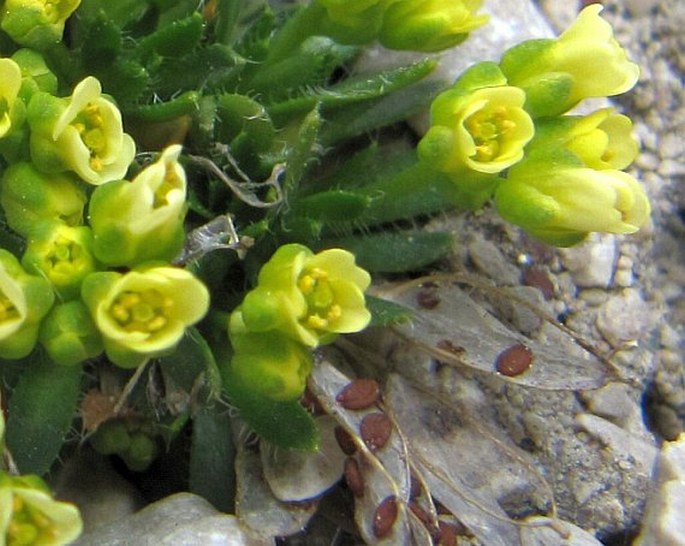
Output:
[[289, 190, 372, 222], [366, 295, 413, 327], [158, 328, 221, 399], [6, 352, 82, 475], [136, 12, 204, 59], [224, 371, 319, 451], [189, 403, 235, 512], [281, 107, 322, 195], [268, 58, 437, 125], [327, 231, 453, 273]]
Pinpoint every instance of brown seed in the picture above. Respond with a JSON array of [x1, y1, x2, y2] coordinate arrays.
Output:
[[416, 287, 441, 309], [409, 501, 435, 532], [495, 343, 534, 377], [344, 457, 365, 498], [437, 521, 459, 546], [373, 495, 398, 538], [436, 339, 466, 356], [522, 266, 555, 300], [409, 472, 422, 500], [360, 412, 392, 451], [336, 378, 380, 410], [334, 425, 357, 455], [300, 388, 325, 415]]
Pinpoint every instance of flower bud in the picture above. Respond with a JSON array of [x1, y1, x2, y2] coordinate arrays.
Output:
[[229, 323, 313, 401], [495, 151, 650, 246], [11, 49, 58, 103], [500, 5, 639, 117], [418, 62, 535, 174], [22, 222, 97, 300], [0, 162, 87, 237], [0, 0, 81, 50], [0, 249, 55, 359], [0, 472, 83, 546], [313, 0, 389, 44], [27, 76, 135, 185], [532, 108, 638, 171], [236, 244, 371, 348], [39, 300, 103, 366], [81, 265, 210, 368], [379, 0, 488, 52], [0, 57, 25, 140], [88, 145, 187, 267]]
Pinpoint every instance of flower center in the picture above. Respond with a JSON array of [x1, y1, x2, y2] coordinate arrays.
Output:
[[109, 289, 172, 333], [297, 267, 341, 330], [0, 289, 20, 323], [73, 103, 106, 172], [153, 164, 181, 208], [46, 235, 82, 273], [7, 495, 57, 546], [465, 106, 516, 162]]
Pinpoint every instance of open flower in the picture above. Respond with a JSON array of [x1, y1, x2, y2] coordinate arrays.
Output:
[[22, 222, 97, 300], [419, 62, 535, 175], [495, 151, 650, 246], [81, 265, 209, 368], [229, 322, 313, 401], [548, 108, 638, 171], [88, 145, 187, 267], [500, 5, 639, 117], [0, 0, 81, 50], [379, 0, 488, 52], [0, 58, 24, 140], [0, 472, 82, 546], [0, 249, 55, 360], [235, 244, 371, 348], [28, 76, 135, 185]]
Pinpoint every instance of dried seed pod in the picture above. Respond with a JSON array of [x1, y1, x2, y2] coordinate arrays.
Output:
[[334, 425, 357, 455], [373, 495, 399, 538], [360, 412, 392, 451], [336, 378, 381, 410], [344, 457, 365, 498], [495, 343, 534, 377]]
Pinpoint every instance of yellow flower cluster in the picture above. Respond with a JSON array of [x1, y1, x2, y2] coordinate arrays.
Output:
[[417, 5, 649, 246]]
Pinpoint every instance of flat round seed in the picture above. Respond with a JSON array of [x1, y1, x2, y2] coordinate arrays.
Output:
[[360, 412, 392, 451], [437, 521, 458, 546], [495, 343, 534, 377], [344, 457, 365, 498], [334, 425, 357, 455], [373, 495, 398, 538], [416, 287, 441, 309], [336, 378, 380, 410], [409, 501, 435, 532]]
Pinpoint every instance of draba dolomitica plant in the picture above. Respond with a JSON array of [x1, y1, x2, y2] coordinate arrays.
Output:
[[0, 1, 648, 544]]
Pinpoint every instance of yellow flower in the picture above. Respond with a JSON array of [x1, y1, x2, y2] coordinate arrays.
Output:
[[0, 58, 23, 139], [0, 472, 82, 546], [89, 145, 187, 267], [495, 152, 650, 246], [22, 222, 97, 300], [419, 63, 535, 175], [500, 5, 639, 116], [0, 0, 81, 49], [379, 0, 488, 52], [28, 76, 136, 185], [81, 265, 210, 368], [236, 244, 371, 348], [0, 249, 55, 360]]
